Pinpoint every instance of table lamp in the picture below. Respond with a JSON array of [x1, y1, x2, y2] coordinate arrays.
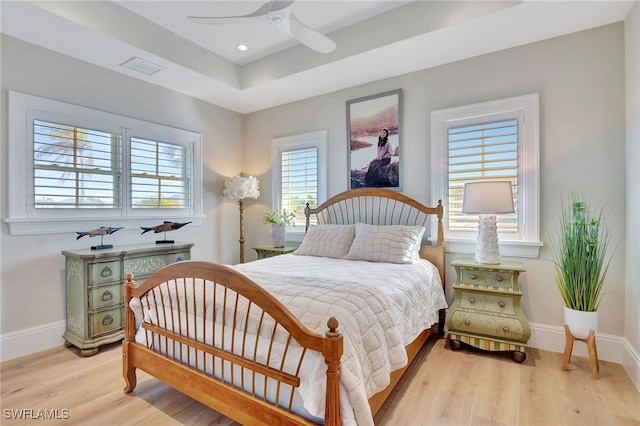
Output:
[[462, 181, 514, 264]]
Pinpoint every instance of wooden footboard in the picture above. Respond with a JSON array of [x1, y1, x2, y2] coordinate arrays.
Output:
[[122, 261, 343, 426], [122, 188, 447, 425]]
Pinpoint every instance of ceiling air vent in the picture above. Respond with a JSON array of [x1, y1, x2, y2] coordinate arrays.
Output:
[[120, 57, 164, 76]]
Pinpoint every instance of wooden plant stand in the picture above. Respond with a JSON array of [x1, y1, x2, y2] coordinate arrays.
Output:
[[562, 325, 599, 379]]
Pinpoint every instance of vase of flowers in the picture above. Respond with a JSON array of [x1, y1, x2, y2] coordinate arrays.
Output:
[[550, 193, 612, 339], [262, 208, 296, 248]]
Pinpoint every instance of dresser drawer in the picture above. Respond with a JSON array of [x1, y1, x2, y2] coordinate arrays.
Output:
[[88, 306, 124, 338], [88, 283, 123, 310], [459, 267, 515, 290], [459, 291, 516, 315], [89, 261, 121, 285], [124, 255, 168, 277], [168, 250, 190, 264], [449, 310, 527, 341]]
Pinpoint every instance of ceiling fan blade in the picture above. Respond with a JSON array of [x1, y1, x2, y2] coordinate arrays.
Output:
[[289, 12, 336, 53], [187, 1, 295, 24]]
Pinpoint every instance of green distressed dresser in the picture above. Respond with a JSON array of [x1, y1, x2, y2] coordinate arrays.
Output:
[[446, 258, 530, 362], [62, 242, 193, 356]]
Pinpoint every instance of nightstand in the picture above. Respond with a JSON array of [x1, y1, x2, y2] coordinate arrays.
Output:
[[446, 259, 530, 363], [253, 245, 297, 259]]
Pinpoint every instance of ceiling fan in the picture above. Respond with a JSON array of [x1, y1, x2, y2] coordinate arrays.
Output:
[[187, 0, 336, 54]]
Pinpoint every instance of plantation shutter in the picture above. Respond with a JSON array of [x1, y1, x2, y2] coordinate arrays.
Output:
[[448, 119, 518, 234], [130, 137, 191, 209], [33, 119, 122, 208], [281, 147, 318, 226]]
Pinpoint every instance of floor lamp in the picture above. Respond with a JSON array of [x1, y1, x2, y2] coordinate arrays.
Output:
[[462, 181, 514, 264], [223, 174, 260, 263]]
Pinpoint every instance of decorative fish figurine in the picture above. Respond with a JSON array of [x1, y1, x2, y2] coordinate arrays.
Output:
[[76, 226, 123, 240], [140, 221, 191, 234]]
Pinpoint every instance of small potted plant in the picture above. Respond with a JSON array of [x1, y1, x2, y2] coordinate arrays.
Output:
[[550, 193, 612, 339], [262, 208, 296, 247]]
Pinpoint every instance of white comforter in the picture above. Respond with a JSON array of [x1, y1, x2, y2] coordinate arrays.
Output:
[[132, 255, 447, 426], [232, 255, 448, 425]]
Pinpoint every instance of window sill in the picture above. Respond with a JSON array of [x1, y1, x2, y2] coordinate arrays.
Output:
[[4, 216, 204, 236], [432, 237, 543, 259]]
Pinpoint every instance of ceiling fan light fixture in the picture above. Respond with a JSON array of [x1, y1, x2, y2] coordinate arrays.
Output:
[[267, 12, 288, 27]]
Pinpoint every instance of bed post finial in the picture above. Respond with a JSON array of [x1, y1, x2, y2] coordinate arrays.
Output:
[[305, 202, 311, 232], [436, 199, 444, 245], [323, 317, 342, 426]]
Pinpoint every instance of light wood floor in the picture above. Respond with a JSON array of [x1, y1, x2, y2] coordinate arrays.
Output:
[[1, 336, 638, 425]]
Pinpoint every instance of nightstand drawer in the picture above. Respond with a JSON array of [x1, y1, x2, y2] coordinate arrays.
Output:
[[88, 306, 124, 338], [449, 311, 527, 341], [459, 291, 516, 315], [90, 261, 120, 285], [459, 267, 515, 290], [89, 283, 123, 310]]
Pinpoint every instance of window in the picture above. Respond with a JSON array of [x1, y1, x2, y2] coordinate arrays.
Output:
[[33, 120, 123, 209], [272, 130, 327, 240], [130, 137, 190, 209], [431, 94, 542, 258], [7, 91, 203, 235]]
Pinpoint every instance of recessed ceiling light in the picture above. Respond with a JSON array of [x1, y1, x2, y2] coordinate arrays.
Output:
[[237, 44, 248, 52]]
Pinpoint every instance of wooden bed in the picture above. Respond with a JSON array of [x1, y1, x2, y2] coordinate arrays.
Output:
[[122, 188, 445, 426]]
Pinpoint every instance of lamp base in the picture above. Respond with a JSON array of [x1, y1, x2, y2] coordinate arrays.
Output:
[[474, 214, 501, 264]]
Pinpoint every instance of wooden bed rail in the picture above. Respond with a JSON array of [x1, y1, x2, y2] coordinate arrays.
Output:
[[122, 262, 344, 426]]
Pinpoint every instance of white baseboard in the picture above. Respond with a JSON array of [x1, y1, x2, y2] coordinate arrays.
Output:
[[0, 321, 66, 362], [2, 320, 639, 392], [530, 322, 640, 391]]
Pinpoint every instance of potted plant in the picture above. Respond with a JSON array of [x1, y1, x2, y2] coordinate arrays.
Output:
[[262, 208, 296, 247], [550, 193, 612, 339]]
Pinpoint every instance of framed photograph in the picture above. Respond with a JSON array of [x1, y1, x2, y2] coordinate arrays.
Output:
[[347, 89, 403, 190]]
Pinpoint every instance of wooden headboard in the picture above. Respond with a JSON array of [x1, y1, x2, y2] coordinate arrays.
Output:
[[303, 187, 445, 283]]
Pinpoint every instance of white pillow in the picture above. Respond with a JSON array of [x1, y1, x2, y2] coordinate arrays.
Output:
[[293, 224, 356, 258], [413, 226, 426, 260], [343, 223, 424, 264]]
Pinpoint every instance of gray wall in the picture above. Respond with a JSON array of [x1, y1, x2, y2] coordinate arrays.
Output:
[[624, 1, 640, 384], [1, 35, 245, 335], [1, 17, 637, 383], [242, 24, 629, 339]]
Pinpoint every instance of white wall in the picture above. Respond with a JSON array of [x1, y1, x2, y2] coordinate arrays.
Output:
[[0, 35, 245, 358], [243, 24, 634, 362], [624, 1, 640, 388]]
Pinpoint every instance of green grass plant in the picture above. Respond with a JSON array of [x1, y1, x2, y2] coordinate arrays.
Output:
[[550, 193, 611, 312]]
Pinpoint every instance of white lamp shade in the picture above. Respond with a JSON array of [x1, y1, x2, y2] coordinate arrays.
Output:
[[223, 175, 260, 200], [462, 181, 514, 214]]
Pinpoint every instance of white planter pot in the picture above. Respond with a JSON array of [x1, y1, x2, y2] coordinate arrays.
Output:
[[272, 224, 286, 248], [564, 306, 598, 339]]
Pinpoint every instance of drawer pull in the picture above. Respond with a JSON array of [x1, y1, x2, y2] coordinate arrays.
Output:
[[502, 326, 510, 333], [102, 291, 113, 302], [499, 301, 506, 308], [100, 267, 112, 278], [102, 315, 114, 326], [470, 274, 478, 280], [496, 276, 504, 282], [468, 297, 476, 304], [464, 320, 471, 326]]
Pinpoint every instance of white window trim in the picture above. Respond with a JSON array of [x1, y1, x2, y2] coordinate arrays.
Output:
[[431, 93, 542, 258], [6, 91, 204, 235], [271, 130, 327, 243]]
